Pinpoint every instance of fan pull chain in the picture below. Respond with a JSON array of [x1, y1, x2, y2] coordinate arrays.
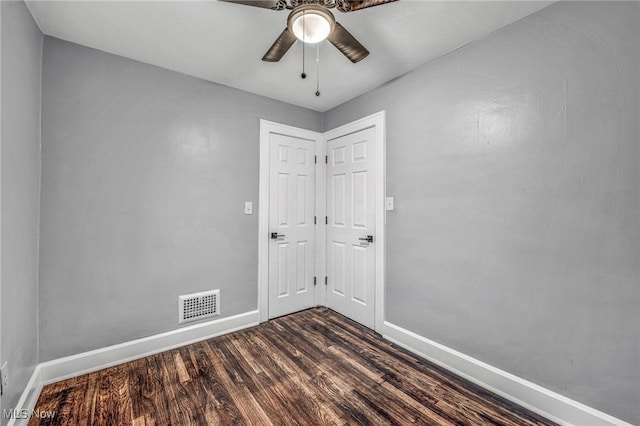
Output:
[[301, 44, 306, 79], [315, 44, 320, 96], [301, 12, 306, 79]]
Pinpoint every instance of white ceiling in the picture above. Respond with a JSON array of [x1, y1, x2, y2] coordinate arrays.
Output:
[[25, 0, 553, 112]]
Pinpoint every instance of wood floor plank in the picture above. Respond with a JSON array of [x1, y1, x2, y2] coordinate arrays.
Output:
[[29, 308, 557, 426], [204, 338, 275, 425], [307, 308, 550, 425], [265, 336, 388, 424], [194, 341, 250, 425], [238, 331, 345, 425]]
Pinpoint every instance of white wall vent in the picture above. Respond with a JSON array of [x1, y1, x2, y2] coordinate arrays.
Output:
[[178, 289, 220, 324]]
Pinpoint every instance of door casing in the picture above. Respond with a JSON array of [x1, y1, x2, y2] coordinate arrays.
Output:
[[258, 112, 386, 331]]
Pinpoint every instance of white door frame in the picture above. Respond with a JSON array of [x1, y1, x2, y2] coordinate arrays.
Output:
[[323, 111, 386, 331], [258, 112, 386, 331], [258, 120, 324, 323]]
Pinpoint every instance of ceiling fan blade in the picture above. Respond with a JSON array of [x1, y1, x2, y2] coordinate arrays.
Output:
[[262, 28, 298, 62], [219, 0, 284, 10], [337, 0, 398, 12], [327, 22, 369, 63]]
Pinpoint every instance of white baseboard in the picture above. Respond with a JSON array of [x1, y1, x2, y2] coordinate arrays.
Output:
[[5, 364, 44, 426], [8, 310, 259, 426], [9, 313, 630, 426], [382, 321, 632, 426]]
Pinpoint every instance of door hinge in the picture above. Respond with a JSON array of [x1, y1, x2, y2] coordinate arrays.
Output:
[[314, 276, 317, 286], [314, 216, 317, 225], [314, 155, 317, 164], [325, 155, 328, 164], [325, 216, 328, 225], [325, 276, 328, 286]]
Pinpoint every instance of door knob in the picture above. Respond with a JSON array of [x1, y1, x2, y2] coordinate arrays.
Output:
[[271, 232, 286, 240], [359, 235, 374, 243]]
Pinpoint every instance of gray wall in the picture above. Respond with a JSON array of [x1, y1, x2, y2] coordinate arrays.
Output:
[[324, 2, 639, 424], [39, 37, 322, 361], [0, 0, 42, 417], [14, 1, 640, 423]]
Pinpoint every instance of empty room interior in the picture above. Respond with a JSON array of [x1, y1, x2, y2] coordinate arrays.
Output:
[[1, 0, 638, 425]]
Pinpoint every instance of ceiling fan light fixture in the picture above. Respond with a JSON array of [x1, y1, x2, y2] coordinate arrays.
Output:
[[288, 5, 335, 44], [292, 13, 330, 43]]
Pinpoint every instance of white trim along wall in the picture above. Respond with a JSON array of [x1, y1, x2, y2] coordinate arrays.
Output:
[[8, 310, 259, 426], [11, 309, 632, 426], [381, 321, 633, 426]]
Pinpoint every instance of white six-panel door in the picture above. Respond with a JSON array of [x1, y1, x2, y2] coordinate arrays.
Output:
[[326, 127, 376, 329], [260, 114, 384, 329], [267, 133, 317, 319]]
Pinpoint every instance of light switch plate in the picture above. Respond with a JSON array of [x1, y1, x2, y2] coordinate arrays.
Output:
[[244, 202, 253, 215], [385, 197, 394, 211]]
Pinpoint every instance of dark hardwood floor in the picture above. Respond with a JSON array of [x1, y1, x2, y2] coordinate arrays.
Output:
[[30, 307, 556, 425]]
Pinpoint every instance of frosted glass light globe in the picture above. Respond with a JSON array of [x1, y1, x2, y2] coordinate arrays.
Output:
[[291, 13, 331, 43]]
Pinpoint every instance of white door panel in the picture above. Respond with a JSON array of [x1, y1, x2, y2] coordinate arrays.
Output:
[[326, 127, 376, 328], [260, 114, 384, 329], [268, 133, 316, 319]]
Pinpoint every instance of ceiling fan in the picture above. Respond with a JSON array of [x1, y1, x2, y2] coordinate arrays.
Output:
[[221, 0, 398, 63]]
